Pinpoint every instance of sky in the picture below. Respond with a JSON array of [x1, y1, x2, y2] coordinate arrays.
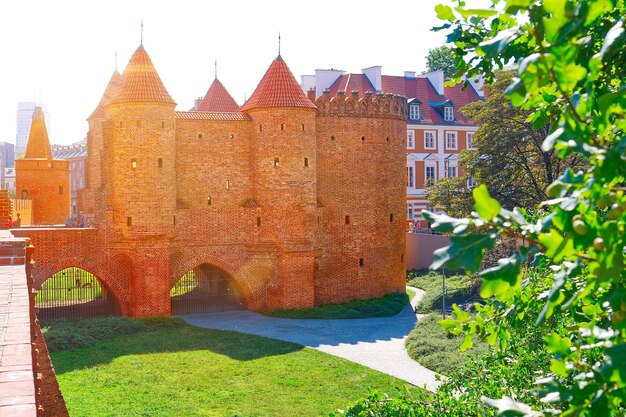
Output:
[[0, 0, 490, 146]]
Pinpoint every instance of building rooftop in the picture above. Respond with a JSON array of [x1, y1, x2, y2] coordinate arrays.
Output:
[[109, 44, 175, 105], [240, 55, 316, 112], [24, 108, 53, 159], [196, 78, 239, 112]]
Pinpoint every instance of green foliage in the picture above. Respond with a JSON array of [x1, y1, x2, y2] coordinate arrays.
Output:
[[47, 317, 418, 417], [405, 313, 489, 375], [425, 45, 458, 79], [421, 1, 626, 414], [407, 269, 477, 314], [264, 291, 409, 319]]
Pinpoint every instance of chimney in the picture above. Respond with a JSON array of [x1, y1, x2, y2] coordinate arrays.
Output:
[[313, 69, 345, 98], [307, 88, 316, 102], [404, 71, 416, 79], [425, 70, 445, 96], [194, 97, 202, 110], [362, 66, 382, 92]]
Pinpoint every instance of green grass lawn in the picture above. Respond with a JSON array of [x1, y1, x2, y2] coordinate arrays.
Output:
[[264, 291, 409, 319], [45, 317, 419, 417], [406, 288, 416, 302], [407, 269, 478, 314]]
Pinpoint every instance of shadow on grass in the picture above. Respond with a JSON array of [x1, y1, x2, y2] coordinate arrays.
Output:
[[44, 317, 305, 374]]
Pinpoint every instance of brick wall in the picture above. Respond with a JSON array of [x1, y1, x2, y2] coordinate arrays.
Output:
[[15, 159, 70, 225]]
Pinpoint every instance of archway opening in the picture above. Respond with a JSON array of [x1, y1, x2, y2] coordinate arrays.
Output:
[[36, 267, 121, 321], [170, 264, 246, 315]]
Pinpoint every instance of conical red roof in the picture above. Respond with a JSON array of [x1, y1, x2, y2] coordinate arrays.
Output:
[[240, 55, 316, 112], [25, 107, 53, 160], [89, 70, 122, 118], [110, 44, 175, 105], [197, 78, 239, 112]]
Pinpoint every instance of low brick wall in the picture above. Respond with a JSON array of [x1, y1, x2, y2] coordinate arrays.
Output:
[[0, 232, 68, 417]]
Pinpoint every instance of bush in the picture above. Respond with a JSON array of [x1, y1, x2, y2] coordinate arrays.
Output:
[[407, 269, 478, 314]]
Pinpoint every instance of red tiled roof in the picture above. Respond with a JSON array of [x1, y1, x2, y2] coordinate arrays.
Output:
[[110, 44, 175, 105], [89, 70, 122, 118], [175, 111, 250, 121], [196, 78, 239, 112], [240, 55, 316, 112], [24, 107, 53, 160], [324, 73, 481, 125]]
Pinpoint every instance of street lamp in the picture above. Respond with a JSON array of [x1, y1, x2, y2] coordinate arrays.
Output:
[[442, 266, 446, 319]]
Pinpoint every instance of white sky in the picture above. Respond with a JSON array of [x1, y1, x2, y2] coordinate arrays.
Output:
[[0, 0, 489, 146]]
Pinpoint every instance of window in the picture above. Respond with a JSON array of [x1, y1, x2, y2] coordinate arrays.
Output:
[[407, 166, 415, 188], [361, 136, 366, 142], [467, 177, 477, 188], [273, 157, 280, 167], [390, 213, 394, 222], [409, 104, 421, 120], [256, 217, 261, 227], [131, 159, 137, 169], [406, 131, 415, 149], [225, 180, 230, 190], [21, 190, 28, 199], [424, 131, 436, 149], [301, 124, 305, 131], [345, 215, 350, 225], [426, 166, 436, 183], [304, 157, 309, 167], [59, 186, 63, 195], [447, 166, 457, 178], [127, 217, 132, 226], [444, 106, 454, 121], [158, 158, 163, 168], [280, 123, 285, 131], [359, 258, 364, 268], [197, 133, 203, 139], [207, 196, 212, 206], [407, 203, 414, 220], [446, 132, 457, 149], [259, 124, 263, 132], [466, 132, 476, 150]]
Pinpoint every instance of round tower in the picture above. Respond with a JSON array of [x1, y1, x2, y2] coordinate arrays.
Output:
[[314, 90, 408, 304], [102, 44, 177, 240], [240, 54, 319, 308]]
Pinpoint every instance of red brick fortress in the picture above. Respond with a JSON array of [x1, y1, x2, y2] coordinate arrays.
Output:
[[43, 42, 410, 316]]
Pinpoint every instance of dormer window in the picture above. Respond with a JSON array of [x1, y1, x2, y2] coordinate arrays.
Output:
[[444, 106, 454, 121], [409, 104, 421, 120]]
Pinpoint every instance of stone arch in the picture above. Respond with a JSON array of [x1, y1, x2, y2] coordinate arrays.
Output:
[[33, 258, 128, 311], [170, 252, 255, 306]]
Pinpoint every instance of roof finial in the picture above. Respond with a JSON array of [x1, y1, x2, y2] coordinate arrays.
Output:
[[141, 19, 144, 45], [278, 32, 281, 56], [215, 59, 217, 80]]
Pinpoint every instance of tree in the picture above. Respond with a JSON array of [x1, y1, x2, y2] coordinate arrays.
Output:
[[425, 45, 457, 79], [423, 0, 626, 415], [427, 68, 585, 215]]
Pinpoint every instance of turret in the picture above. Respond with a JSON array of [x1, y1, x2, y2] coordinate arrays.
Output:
[[16, 108, 70, 224], [101, 44, 177, 240], [240, 54, 319, 308]]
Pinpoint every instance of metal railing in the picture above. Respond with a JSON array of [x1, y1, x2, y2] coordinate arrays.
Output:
[[171, 269, 246, 315]]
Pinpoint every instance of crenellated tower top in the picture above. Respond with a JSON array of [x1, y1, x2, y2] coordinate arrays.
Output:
[[315, 90, 407, 119]]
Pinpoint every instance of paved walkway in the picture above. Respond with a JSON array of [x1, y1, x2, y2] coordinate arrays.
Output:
[[181, 287, 441, 392]]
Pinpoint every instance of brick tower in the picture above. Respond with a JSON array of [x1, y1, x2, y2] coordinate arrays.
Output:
[[313, 91, 407, 303], [100, 44, 177, 315], [240, 55, 319, 308], [16, 107, 70, 225]]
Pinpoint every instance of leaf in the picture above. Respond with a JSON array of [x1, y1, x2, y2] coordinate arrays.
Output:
[[422, 210, 470, 234], [455, 8, 499, 18], [435, 4, 456, 21], [460, 334, 473, 352], [452, 304, 470, 323], [439, 318, 462, 335], [482, 396, 534, 415], [585, 0, 614, 25], [545, 332, 571, 355], [601, 343, 626, 386], [599, 20, 624, 59], [550, 358, 568, 377], [473, 184, 501, 221], [538, 229, 575, 262], [479, 254, 522, 300], [431, 233, 496, 273]]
